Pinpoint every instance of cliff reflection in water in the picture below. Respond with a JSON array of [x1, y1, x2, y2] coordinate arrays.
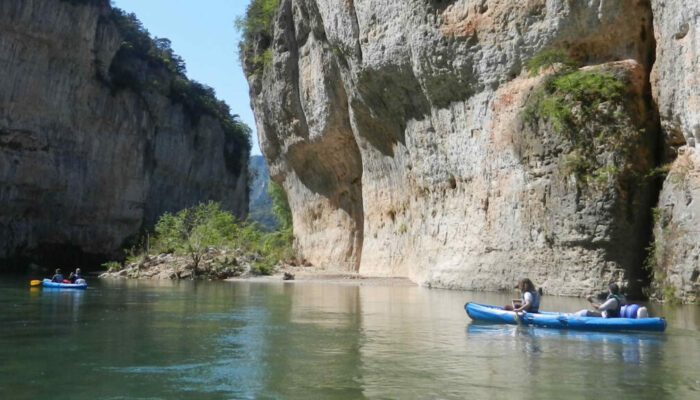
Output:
[[249, 282, 698, 400], [2, 278, 698, 399]]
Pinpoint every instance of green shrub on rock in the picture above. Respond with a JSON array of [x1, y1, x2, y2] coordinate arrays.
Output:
[[236, 0, 281, 75], [522, 50, 638, 188], [525, 49, 577, 77], [106, 198, 295, 278]]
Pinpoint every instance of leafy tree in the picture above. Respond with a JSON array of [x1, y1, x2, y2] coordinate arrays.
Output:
[[128, 199, 296, 277], [235, 0, 280, 44], [152, 202, 235, 273], [235, 0, 280, 74], [268, 180, 292, 230]]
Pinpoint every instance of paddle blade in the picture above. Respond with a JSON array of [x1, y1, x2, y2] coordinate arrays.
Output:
[[30, 280, 41, 287]]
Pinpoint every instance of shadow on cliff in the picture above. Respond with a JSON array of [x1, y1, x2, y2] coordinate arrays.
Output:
[[1, 243, 110, 275]]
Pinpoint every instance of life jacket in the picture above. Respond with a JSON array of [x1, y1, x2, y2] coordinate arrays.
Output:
[[605, 294, 623, 318], [523, 290, 541, 313], [52, 274, 64, 283]]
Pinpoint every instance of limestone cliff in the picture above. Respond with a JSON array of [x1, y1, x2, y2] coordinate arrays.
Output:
[[242, 0, 667, 298], [0, 0, 249, 268], [648, 0, 700, 302]]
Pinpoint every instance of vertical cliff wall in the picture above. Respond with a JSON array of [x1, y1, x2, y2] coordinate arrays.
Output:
[[244, 0, 680, 297], [648, 0, 699, 302], [0, 0, 249, 268]]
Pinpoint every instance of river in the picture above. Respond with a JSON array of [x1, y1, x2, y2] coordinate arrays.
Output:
[[0, 276, 698, 399]]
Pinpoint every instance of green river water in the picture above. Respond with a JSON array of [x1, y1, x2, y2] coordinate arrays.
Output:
[[0, 276, 698, 399]]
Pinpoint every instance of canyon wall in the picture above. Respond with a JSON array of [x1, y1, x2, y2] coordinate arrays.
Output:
[[0, 0, 249, 268], [649, 0, 699, 302], [244, 0, 697, 301]]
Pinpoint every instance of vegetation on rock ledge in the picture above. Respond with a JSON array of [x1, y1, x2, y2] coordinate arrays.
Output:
[[522, 49, 642, 189], [235, 0, 280, 76], [105, 184, 294, 279], [106, 7, 251, 154]]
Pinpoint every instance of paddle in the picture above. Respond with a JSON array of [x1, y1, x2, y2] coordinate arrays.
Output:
[[30, 280, 41, 287]]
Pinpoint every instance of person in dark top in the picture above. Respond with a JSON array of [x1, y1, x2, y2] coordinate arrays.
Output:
[[574, 283, 626, 318], [69, 268, 84, 283], [585, 283, 625, 318], [51, 268, 64, 283]]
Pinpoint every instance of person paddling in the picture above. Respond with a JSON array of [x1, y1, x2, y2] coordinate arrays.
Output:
[[511, 278, 541, 313], [69, 268, 84, 283], [575, 283, 626, 318], [51, 268, 64, 283]]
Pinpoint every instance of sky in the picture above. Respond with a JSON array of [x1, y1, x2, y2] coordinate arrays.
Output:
[[111, 0, 261, 156]]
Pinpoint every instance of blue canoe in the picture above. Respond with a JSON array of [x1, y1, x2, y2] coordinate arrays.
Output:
[[41, 278, 87, 290], [465, 302, 666, 332]]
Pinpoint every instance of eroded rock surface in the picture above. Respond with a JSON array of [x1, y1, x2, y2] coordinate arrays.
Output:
[[0, 0, 249, 267], [650, 0, 700, 302], [245, 0, 661, 296]]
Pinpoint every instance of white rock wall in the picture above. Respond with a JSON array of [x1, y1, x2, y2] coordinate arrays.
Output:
[[247, 0, 658, 296], [650, 0, 700, 302]]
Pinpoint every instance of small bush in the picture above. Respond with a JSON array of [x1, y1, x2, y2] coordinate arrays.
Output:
[[523, 71, 626, 135], [525, 49, 577, 77], [101, 261, 122, 272], [561, 150, 590, 178], [651, 207, 662, 226], [235, 0, 280, 44], [645, 164, 672, 180], [236, 0, 281, 75], [643, 241, 658, 273], [663, 285, 682, 305], [250, 261, 275, 276], [588, 165, 619, 189]]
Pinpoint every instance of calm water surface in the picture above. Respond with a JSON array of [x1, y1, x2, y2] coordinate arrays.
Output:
[[0, 276, 698, 399]]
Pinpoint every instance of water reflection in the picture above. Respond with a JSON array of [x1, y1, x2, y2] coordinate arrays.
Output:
[[1, 277, 699, 400], [467, 323, 665, 363]]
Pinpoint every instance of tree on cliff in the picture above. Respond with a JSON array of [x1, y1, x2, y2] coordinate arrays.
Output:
[[108, 7, 251, 156]]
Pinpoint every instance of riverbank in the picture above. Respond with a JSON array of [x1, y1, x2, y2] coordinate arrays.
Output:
[[98, 249, 415, 287]]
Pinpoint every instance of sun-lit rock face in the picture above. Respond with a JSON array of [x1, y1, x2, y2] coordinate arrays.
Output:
[[245, 0, 668, 296], [0, 0, 249, 267], [649, 0, 700, 303]]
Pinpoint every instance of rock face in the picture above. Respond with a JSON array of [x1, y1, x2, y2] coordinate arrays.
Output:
[[649, 0, 700, 302], [0, 0, 249, 268], [245, 0, 664, 297]]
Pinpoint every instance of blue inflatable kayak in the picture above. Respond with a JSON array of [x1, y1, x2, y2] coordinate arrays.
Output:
[[465, 302, 666, 332], [41, 278, 87, 290]]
